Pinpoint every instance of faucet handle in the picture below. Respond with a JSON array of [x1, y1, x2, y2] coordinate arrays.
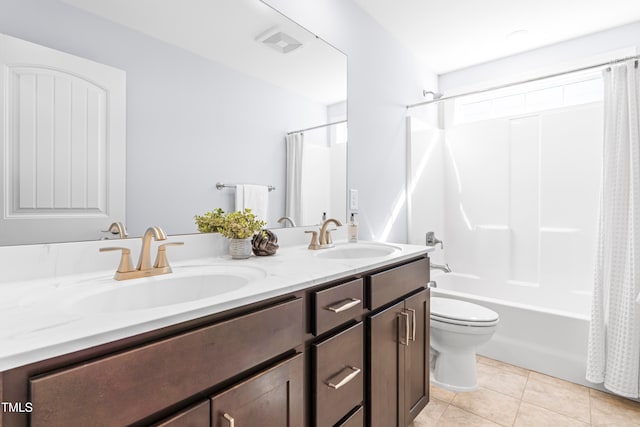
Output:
[[305, 230, 320, 250], [425, 231, 444, 249], [324, 228, 337, 246], [100, 247, 135, 273], [154, 242, 184, 269]]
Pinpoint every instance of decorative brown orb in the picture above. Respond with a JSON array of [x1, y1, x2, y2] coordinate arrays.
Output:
[[251, 229, 279, 256]]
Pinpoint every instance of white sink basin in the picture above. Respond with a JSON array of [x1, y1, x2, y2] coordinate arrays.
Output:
[[314, 243, 400, 260], [65, 265, 266, 313]]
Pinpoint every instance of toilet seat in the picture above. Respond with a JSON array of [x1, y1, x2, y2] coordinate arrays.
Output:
[[430, 297, 499, 327]]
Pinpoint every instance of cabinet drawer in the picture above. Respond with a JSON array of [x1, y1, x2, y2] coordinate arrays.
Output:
[[210, 353, 303, 427], [367, 258, 428, 310], [312, 278, 364, 335], [30, 298, 304, 427], [338, 405, 364, 427], [313, 322, 364, 427], [152, 401, 210, 427]]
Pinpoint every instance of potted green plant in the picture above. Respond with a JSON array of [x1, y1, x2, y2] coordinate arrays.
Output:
[[222, 209, 266, 259], [194, 208, 225, 233], [195, 208, 266, 259]]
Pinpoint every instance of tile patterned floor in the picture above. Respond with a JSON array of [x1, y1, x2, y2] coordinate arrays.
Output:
[[412, 356, 640, 427]]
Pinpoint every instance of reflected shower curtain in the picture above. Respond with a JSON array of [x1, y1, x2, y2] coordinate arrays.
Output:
[[285, 133, 304, 225], [586, 59, 640, 398]]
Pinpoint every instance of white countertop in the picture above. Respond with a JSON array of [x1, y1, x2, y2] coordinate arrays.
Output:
[[0, 239, 429, 371]]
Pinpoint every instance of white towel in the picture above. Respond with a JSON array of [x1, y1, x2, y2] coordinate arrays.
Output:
[[235, 184, 269, 223]]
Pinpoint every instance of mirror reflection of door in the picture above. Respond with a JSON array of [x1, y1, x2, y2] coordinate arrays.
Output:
[[0, 34, 126, 246]]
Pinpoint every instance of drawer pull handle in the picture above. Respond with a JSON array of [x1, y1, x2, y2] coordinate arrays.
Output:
[[223, 413, 235, 427], [327, 366, 361, 389], [406, 308, 416, 341], [399, 312, 410, 346], [326, 298, 361, 313]]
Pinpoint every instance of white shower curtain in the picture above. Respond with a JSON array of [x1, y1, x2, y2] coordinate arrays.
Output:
[[285, 133, 304, 225], [586, 59, 640, 398]]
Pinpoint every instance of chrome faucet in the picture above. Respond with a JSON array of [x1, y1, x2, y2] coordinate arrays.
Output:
[[100, 226, 183, 280], [430, 263, 451, 273], [425, 231, 443, 249], [319, 218, 343, 248], [102, 222, 128, 239], [277, 216, 297, 228]]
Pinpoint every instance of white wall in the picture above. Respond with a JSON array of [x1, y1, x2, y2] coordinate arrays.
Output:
[[264, 0, 437, 243]]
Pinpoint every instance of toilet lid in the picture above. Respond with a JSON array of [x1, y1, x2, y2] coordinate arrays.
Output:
[[431, 297, 499, 324]]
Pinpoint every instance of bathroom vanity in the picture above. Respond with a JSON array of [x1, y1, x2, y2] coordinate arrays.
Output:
[[0, 237, 430, 426]]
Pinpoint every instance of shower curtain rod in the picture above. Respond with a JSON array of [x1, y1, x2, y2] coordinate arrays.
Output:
[[407, 54, 640, 109], [286, 119, 347, 135]]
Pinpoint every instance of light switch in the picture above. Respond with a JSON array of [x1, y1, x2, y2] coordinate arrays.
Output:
[[350, 189, 359, 210]]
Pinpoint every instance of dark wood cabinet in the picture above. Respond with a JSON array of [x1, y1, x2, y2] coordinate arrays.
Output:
[[152, 401, 210, 427], [210, 353, 304, 427], [312, 322, 364, 427], [402, 290, 430, 423], [337, 405, 364, 426], [368, 289, 429, 427], [29, 298, 303, 427], [312, 278, 364, 335]]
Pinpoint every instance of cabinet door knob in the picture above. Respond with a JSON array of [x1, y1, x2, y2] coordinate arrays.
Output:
[[325, 298, 361, 313], [326, 366, 361, 389], [223, 413, 235, 427], [405, 308, 417, 341], [399, 312, 410, 346]]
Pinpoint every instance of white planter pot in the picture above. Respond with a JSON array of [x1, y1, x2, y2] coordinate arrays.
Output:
[[229, 238, 252, 259]]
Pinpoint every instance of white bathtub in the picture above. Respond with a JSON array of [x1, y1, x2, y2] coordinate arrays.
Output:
[[431, 273, 592, 387]]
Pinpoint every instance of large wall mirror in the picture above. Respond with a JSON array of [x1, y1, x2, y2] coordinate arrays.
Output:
[[0, 0, 347, 246]]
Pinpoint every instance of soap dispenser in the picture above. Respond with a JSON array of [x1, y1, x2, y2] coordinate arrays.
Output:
[[348, 213, 359, 243]]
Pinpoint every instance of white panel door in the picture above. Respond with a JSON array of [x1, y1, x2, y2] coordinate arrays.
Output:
[[0, 34, 126, 245]]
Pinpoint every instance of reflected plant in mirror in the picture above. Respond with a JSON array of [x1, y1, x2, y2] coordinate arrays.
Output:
[[0, 0, 346, 246]]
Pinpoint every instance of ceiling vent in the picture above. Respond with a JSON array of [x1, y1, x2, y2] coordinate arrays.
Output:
[[258, 29, 303, 54]]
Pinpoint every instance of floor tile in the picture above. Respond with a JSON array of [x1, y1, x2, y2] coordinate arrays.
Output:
[[416, 357, 640, 427], [515, 401, 590, 426], [436, 405, 501, 427], [477, 355, 530, 377], [476, 362, 528, 399], [451, 387, 520, 426], [431, 384, 457, 403], [411, 398, 449, 426], [590, 389, 640, 426], [522, 372, 591, 423]]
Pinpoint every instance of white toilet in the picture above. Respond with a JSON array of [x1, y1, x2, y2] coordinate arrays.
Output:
[[430, 297, 500, 392]]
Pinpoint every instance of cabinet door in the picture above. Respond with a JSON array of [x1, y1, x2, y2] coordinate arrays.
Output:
[[30, 298, 303, 427], [153, 401, 210, 427], [368, 300, 404, 427], [313, 322, 364, 426], [403, 290, 429, 424], [210, 353, 303, 427]]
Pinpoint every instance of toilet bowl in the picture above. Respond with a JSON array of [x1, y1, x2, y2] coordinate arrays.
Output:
[[430, 297, 499, 392]]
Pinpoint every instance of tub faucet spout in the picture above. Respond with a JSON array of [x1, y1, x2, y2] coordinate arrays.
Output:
[[431, 263, 451, 273]]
